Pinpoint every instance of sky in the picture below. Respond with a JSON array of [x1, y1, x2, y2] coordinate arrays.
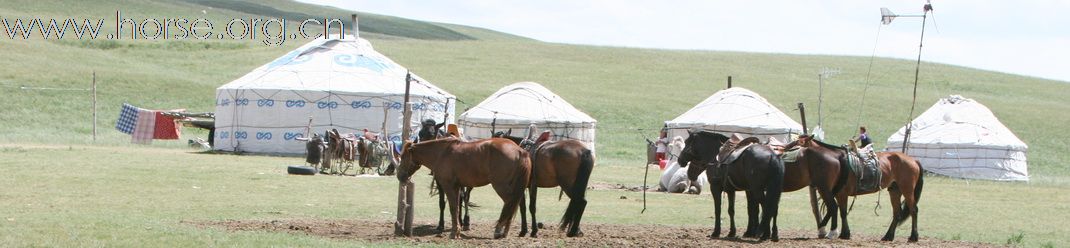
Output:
[[298, 0, 1070, 82]]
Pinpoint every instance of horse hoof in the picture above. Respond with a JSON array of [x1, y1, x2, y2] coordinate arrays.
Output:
[[839, 233, 851, 240], [493, 233, 505, 239], [817, 227, 828, 238], [908, 236, 919, 242], [826, 230, 838, 239], [518, 231, 527, 237], [567, 231, 583, 238]]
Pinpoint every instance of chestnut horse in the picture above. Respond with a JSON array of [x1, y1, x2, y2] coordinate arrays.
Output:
[[418, 125, 475, 233], [495, 132, 594, 238], [678, 131, 784, 241], [779, 139, 848, 239], [796, 135, 925, 242], [397, 137, 531, 239]]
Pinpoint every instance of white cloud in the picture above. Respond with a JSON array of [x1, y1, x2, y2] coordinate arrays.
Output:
[[299, 0, 1070, 82]]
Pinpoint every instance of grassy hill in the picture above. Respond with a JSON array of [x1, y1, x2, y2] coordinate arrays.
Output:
[[2, 0, 1067, 179], [4, 1, 1070, 247]]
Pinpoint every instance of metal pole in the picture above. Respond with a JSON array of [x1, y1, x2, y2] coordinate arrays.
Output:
[[903, 5, 930, 153], [817, 74, 822, 127], [92, 72, 97, 142], [797, 103, 808, 135], [727, 76, 733, 88]]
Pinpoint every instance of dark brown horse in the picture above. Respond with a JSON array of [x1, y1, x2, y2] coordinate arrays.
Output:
[[796, 135, 925, 242], [678, 131, 784, 241], [778, 139, 848, 239], [397, 137, 531, 239], [495, 132, 594, 238]]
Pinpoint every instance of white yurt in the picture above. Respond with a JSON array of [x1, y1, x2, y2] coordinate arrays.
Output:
[[458, 82, 597, 154], [214, 35, 455, 155], [887, 95, 1028, 181], [665, 87, 803, 147]]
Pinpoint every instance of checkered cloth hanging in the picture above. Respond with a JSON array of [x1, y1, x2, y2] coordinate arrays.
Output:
[[116, 103, 139, 134], [131, 107, 156, 144]]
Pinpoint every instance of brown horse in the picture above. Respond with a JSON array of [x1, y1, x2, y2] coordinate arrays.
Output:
[[418, 124, 475, 233], [796, 135, 925, 242], [397, 137, 531, 239], [778, 139, 848, 239], [496, 132, 594, 238]]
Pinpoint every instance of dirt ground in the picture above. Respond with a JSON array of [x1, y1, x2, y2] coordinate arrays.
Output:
[[189, 218, 997, 247]]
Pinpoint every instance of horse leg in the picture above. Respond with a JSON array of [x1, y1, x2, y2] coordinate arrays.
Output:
[[743, 190, 760, 238], [726, 190, 737, 238], [436, 183, 446, 233], [461, 187, 472, 231], [529, 184, 541, 237], [908, 174, 922, 242], [443, 183, 462, 239], [710, 189, 722, 238], [836, 192, 851, 239], [881, 187, 898, 241]]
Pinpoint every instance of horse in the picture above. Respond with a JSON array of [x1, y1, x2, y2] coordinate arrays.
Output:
[[678, 131, 784, 241], [795, 135, 925, 242], [778, 138, 849, 239], [417, 124, 475, 233], [396, 137, 531, 239], [495, 131, 594, 238]]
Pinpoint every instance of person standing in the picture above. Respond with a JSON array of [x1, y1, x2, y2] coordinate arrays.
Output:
[[655, 128, 669, 169], [854, 126, 872, 148]]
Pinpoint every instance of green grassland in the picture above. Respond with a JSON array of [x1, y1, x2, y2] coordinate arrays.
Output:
[[2, 0, 1069, 247]]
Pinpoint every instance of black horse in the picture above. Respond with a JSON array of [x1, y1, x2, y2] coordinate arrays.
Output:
[[678, 131, 784, 241]]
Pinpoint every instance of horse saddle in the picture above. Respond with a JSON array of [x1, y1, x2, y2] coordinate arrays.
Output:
[[716, 136, 761, 167], [847, 149, 881, 193], [779, 147, 802, 163]]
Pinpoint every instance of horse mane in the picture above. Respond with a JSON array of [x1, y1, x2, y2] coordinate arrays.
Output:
[[812, 139, 848, 152]]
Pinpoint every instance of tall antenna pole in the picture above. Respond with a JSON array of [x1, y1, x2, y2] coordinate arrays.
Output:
[[92, 71, 97, 143], [903, 3, 932, 153]]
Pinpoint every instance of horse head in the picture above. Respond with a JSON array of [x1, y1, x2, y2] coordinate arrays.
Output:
[[397, 141, 420, 183], [678, 131, 728, 182]]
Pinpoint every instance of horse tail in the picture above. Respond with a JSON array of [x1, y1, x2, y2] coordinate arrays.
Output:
[[561, 148, 594, 232], [914, 160, 924, 203], [830, 153, 849, 196], [765, 151, 784, 211], [503, 149, 532, 226]]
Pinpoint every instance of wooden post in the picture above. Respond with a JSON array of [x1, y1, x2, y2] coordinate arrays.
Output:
[[797, 103, 808, 135], [92, 72, 97, 142], [396, 73, 415, 236], [727, 76, 733, 89]]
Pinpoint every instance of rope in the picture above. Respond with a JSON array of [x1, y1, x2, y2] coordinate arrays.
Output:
[[855, 22, 884, 128]]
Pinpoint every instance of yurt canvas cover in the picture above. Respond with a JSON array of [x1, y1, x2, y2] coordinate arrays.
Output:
[[215, 35, 456, 155], [887, 95, 1028, 181], [458, 82, 597, 153], [665, 87, 802, 146]]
